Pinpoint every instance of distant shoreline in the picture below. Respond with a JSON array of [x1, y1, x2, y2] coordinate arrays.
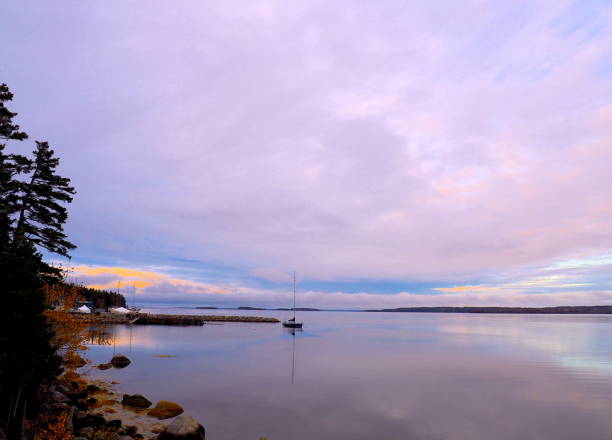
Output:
[[192, 305, 612, 314], [366, 306, 612, 314]]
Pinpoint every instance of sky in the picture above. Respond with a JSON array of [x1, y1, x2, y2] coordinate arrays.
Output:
[[2, 0, 612, 308]]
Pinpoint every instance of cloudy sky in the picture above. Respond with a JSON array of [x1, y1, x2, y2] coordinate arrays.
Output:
[[2, 0, 612, 308]]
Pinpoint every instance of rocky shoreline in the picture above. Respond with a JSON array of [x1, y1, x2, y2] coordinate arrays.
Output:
[[26, 311, 280, 439], [33, 354, 206, 440]]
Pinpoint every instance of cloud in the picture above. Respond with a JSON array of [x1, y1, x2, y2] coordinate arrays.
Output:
[[432, 286, 490, 293], [69, 260, 612, 309], [2, 1, 612, 291]]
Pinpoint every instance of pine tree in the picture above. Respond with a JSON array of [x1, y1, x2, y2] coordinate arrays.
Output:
[[0, 83, 29, 247], [0, 83, 28, 142], [13, 141, 76, 257], [0, 83, 72, 439]]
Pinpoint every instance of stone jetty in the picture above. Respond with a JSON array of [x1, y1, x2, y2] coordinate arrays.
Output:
[[84, 312, 279, 325], [63, 311, 280, 325]]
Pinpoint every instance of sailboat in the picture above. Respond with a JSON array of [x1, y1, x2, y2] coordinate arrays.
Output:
[[283, 272, 303, 329], [129, 283, 141, 312]]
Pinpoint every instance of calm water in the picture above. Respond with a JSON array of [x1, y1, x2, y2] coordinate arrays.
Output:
[[85, 309, 612, 440]]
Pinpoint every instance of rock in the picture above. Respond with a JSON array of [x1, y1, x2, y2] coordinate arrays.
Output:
[[122, 425, 137, 436], [87, 384, 101, 393], [147, 401, 184, 419], [72, 410, 88, 428], [98, 363, 113, 370], [51, 390, 71, 404], [87, 397, 98, 406], [78, 426, 95, 439], [151, 424, 166, 434], [122, 394, 152, 408], [56, 384, 71, 395], [34, 403, 74, 440], [119, 436, 134, 440], [74, 412, 107, 430], [108, 419, 122, 430], [74, 399, 88, 411], [93, 430, 121, 440], [157, 416, 205, 440], [110, 354, 131, 368]]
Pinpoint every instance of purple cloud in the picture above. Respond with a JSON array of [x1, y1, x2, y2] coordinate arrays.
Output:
[[2, 1, 612, 305]]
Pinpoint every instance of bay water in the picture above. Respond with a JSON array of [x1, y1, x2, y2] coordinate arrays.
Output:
[[85, 309, 612, 440]]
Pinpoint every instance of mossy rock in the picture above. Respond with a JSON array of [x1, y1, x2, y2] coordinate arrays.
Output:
[[148, 401, 184, 419], [110, 354, 131, 368], [121, 394, 152, 408]]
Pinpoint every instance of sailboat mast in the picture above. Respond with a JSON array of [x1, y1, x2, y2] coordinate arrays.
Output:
[[293, 271, 296, 320]]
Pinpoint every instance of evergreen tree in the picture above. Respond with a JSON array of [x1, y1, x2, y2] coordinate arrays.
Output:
[[0, 83, 29, 247], [0, 83, 73, 439], [0, 83, 28, 142], [13, 141, 76, 257]]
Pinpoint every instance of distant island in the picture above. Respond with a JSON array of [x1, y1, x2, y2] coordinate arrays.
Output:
[[195, 306, 219, 309], [367, 306, 612, 314], [237, 306, 321, 311], [276, 307, 320, 311]]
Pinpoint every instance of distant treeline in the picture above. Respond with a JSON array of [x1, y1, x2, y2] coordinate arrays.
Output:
[[367, 306, 612, 314], [67, 283, 126, 309], [237, 306, 321, 311]]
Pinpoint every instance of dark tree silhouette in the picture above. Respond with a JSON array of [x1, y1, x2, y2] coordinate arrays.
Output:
[[0, 83, 74, 438], [13, 141, 76, 257]]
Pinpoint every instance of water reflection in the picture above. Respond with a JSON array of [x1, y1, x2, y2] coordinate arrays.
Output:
[[84, 311, 612, 440], [287, 328, 302, 385]]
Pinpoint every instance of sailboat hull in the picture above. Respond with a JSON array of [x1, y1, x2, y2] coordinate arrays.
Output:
[[283, 322, 303, 328]]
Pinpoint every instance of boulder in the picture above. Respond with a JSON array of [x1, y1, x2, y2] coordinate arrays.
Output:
[[87, 384, 101, 393], [121, 425, 137, 436], [50, 390, 71, 404], [93, 430, 121, 440], [78, 426, 95, 439], [121, 394, 152, 408], [107, 419, 122, 430], [34, 403, 74, 440], [74, 399, 88, 411], [158, 416, 205, 440], [56, 384, 71, 395], [147, 401, 184, 419], [73, 412, 107, 430], [98, 363, 113, 370], [110, 354, 131, 368]]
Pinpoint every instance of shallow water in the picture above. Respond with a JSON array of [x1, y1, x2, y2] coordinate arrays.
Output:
[[84, 309, 612, 440]]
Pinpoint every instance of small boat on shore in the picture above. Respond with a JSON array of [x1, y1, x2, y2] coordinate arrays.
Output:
[[283, 272, 303, 329]]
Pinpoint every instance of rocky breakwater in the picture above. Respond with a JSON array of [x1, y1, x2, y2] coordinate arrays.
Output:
[[133, 313, 280, 325]]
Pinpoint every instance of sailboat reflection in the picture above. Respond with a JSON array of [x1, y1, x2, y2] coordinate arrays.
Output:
[[287, 327, 302, 384]]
